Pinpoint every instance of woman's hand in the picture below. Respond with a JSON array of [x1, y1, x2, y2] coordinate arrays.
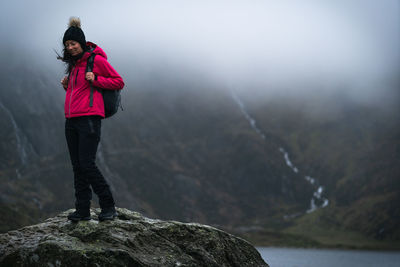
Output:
[[61, 76, 68, 90], [85, 72, 95, 82]]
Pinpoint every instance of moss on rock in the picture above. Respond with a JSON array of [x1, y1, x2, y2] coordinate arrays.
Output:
[[0, 208, 268, 266]]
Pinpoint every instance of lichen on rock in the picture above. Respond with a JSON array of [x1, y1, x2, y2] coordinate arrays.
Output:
[[0, 207, 268, 266]]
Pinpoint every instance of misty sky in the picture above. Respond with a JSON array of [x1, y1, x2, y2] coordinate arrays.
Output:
[[0, 0, 399, 103]]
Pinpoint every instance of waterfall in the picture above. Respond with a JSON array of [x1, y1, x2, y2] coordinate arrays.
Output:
[[279, 147, 299, 173], [230, 88, 329, 214], [230, 89, 266, 140]]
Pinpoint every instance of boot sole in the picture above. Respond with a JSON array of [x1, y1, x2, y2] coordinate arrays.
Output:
[[68, 216, 91, 222], [98, 213, 118, 221]]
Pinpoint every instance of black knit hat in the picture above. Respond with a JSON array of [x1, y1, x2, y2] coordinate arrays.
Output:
[[63, 17, 86, 50]]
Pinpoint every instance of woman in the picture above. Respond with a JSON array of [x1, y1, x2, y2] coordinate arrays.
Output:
[[60, 17, 124, 221]]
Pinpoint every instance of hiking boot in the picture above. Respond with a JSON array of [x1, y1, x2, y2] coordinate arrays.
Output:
[[67, 210, 91, 222], [98, 207, 118, 221]]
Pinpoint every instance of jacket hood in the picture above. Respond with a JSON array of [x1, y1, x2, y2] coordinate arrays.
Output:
[[77, 41, 108, 62]]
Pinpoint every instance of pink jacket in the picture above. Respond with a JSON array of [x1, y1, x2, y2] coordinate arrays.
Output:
[[64, 42, 124, 118]]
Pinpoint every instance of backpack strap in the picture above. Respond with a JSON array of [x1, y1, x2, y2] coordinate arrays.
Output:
[[86, 53, 96, 107]]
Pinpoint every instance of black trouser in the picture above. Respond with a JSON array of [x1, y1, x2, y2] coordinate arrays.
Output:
[[65, 115, 115, 212]]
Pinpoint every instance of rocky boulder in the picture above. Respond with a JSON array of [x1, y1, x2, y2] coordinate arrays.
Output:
[[0, 207, 268, 266]]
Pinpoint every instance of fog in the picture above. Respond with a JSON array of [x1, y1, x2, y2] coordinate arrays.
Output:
[[1, 0, 399, 106]]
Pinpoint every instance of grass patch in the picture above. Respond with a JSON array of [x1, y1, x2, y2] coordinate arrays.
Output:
[[284, 208, 400, 250]]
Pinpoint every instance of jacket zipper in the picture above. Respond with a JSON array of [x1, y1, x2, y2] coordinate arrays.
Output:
[[68, 67, 75, 117]]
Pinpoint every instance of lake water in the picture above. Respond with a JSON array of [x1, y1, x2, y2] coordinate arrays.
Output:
[[257, 247, 400, 267]]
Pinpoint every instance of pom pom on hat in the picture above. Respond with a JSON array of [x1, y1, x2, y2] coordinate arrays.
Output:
[[68, 17, 81, 28]]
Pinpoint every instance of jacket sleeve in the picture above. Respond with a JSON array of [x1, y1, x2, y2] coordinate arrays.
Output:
[[92, 56, 125, 90]]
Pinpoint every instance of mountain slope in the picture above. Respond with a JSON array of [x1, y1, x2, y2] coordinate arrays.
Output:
[[0, 52, 398, 249]]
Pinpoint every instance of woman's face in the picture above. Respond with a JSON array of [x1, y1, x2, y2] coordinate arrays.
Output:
[[65, 40, 83, 56]]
